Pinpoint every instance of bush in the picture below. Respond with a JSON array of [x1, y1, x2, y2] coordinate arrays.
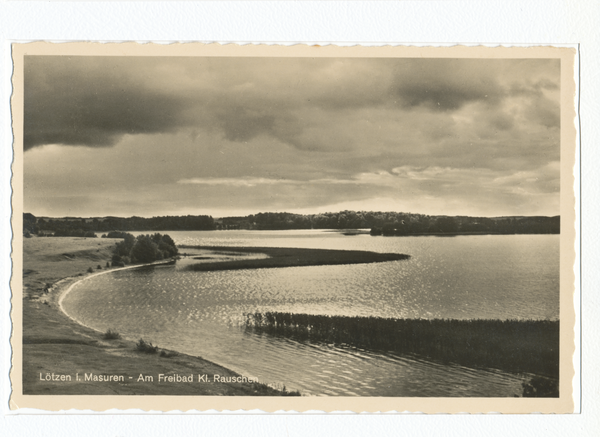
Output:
[[136, 339, 158, 354], [96, 264, 102, 270], [281, 386, 302, 396], [103, 329, 121, 340], [87, 267, 94, 273], [522, 376, 559, 397]]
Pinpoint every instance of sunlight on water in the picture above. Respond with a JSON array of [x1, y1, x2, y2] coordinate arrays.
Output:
[[62, 231, 558, 396]]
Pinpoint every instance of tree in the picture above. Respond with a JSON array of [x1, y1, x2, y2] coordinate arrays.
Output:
[[435, 217, 458, 233], [130, 235, 159, 263], [115, 233, 135, 257]]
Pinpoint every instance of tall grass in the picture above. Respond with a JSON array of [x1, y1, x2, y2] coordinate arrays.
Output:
[[102, 329, 121, 340], [245, 312, 559, 380], [184, 246, 410, 272]]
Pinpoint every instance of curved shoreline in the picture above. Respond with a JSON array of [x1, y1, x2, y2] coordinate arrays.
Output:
[[44, 244, 412, 396], [51, 259, 284, 392], [21, 237, 295, 396], [57, 259, 177, 334]]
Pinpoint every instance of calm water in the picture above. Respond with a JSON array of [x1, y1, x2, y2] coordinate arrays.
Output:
[[62, 231, 559, 396]]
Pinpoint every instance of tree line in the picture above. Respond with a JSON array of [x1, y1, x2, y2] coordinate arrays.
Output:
[[23, 211, 560, 237], [370, 215, 560, 235], [218, 211, 559, 234], [23, 213, 216, 237]]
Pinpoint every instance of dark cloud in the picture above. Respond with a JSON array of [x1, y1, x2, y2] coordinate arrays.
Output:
[[218, 107, 276, 142], [24, 57, 190, 150], [390, 59, 504, 111], [23, 56, 562, 218], [488, 112, 515, 131], [525, 96, 560, 129], [24, 57, 561, 155]]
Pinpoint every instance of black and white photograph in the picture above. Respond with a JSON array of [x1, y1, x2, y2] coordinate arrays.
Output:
[[11, 43, 576, 412]]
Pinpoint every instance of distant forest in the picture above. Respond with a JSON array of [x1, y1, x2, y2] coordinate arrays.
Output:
[[23, 214, 216, 237], [23, 210, 559, 237]]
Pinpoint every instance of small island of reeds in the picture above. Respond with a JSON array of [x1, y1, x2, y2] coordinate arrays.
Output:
[[180, 246, 410, 271]]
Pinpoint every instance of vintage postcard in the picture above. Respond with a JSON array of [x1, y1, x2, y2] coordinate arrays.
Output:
[[10, 42, 577, 413]]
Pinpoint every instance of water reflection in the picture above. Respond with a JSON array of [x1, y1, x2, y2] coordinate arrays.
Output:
[[62, 231, 559, 396]]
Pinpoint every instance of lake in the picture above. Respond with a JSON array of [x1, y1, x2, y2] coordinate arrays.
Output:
[[61, 230, 559, 396]]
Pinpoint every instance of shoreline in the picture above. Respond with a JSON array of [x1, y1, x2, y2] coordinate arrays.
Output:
[[21, 237, 296, 396], [56, 258, 178, 334]]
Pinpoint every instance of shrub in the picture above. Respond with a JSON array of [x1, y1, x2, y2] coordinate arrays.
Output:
[[87, 267, 94, 273], [106, 261, 110, 268], [281, 386, 302, 396], [522, 376, 559, 397], [136, 339, 158, 354], [103, 329, 121, 340], [96, 264, 102, 270]]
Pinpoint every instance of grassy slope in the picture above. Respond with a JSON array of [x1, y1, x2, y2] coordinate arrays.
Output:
[[21, 237, 285, 396]]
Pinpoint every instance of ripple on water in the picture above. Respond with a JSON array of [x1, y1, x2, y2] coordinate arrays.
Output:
[[61, 232, 558, 396]]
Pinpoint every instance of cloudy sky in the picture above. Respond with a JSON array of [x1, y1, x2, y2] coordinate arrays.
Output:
[[23, 55, 560, 218]]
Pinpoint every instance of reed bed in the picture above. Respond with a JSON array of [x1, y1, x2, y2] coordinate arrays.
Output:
[[245, 312, 559, 379], [182, 246, 410, 272]]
